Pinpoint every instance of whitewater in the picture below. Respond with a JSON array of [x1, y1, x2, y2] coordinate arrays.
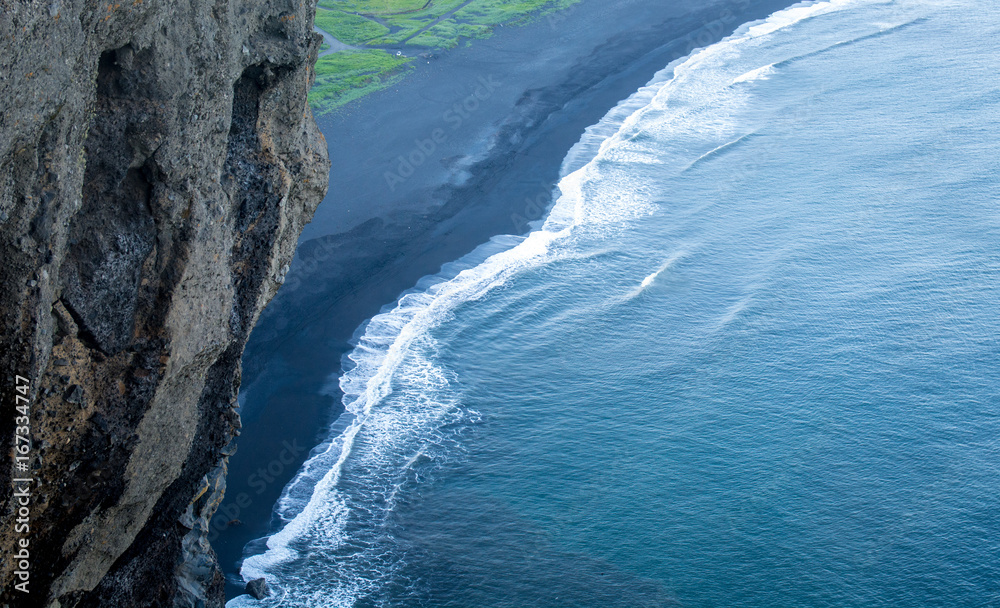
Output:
[[233, 0, 1000, 605]]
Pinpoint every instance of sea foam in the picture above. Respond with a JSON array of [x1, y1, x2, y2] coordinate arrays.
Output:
[[231, 0, 880, 604]]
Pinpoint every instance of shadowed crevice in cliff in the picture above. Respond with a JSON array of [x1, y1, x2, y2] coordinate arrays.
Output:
[[225, 63, 287, 338], [61, 164, 155, 353], [61, 47, 161, 355]]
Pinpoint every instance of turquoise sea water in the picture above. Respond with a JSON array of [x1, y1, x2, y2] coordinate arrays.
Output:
[[233, 1, 1000, 606]]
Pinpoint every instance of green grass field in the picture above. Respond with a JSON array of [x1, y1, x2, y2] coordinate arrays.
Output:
[[315, 9, 391, 45], [310, 0, 581, 114], [309, 49, 414, 115], [318, 0, 429, 15]]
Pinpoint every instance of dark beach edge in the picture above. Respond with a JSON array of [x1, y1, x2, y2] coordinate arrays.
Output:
[[216, 0, 796, 600]]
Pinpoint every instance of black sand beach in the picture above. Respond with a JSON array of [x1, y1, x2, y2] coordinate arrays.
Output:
[[216, 0, 795, 598]]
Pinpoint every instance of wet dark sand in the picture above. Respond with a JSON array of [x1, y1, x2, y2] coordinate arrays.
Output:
[[216, 0, 795, 599]]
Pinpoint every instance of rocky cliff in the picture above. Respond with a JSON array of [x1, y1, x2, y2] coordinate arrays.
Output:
[[0, 0, 329, 605]]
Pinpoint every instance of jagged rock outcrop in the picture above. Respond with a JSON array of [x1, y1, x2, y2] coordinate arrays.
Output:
[[0, 0, 329, 605]]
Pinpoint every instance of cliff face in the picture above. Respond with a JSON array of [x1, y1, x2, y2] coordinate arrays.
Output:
[[0, 0, 329, 605]]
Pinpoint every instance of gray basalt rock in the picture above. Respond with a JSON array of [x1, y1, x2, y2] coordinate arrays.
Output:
[[0, 0, 330, 605], [245, 577, 269, 600]]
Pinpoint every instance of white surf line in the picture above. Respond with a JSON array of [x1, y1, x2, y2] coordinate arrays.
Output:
[[715, 294, 753, 331], [630, 249, 690, 298], [236, 1, 885, 601], [683, 131, 761, 173], [732, 62, 777, 84]]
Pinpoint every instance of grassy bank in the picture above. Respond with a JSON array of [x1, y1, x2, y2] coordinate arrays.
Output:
[[309, 49, 414, 116], [309, 0, 581, 114]]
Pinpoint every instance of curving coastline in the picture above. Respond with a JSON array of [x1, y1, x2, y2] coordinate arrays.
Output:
[[218, 0, 798, 600]]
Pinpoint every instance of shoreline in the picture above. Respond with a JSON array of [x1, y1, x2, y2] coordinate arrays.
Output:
[[215, 0, 796, 600]]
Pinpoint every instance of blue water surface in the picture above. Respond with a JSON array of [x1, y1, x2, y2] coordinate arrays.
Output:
[[234, 1, 1000, 606]]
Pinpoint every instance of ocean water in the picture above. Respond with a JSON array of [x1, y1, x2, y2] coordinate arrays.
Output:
[[232, 1, 1000, 606]]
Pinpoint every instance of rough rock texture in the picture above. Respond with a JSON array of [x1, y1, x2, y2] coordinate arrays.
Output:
[[244, 578, 268, 600], [0, 0, 329, 605]]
